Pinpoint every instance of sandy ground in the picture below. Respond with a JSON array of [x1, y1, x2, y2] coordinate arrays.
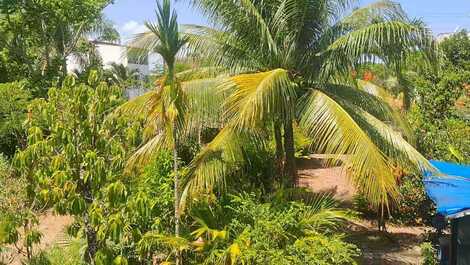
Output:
[[297, 156, 428, 265], [1, 213, 73, 265]]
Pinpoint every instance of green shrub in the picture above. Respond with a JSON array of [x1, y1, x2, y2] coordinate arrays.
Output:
[[391, 174, 434, 225], [420, 242, 438, 265], [353, 174, 433, 225], [188, 193, 360, 265], [28, 240, 84, 265], [0, 82, 30, 157]]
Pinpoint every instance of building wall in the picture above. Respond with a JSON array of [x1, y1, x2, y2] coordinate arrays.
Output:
[[95, 43, 127, 67], [67, 41, 161, 77]]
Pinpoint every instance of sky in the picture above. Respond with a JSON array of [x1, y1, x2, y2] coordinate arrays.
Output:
[[104, 0, 470, 41]]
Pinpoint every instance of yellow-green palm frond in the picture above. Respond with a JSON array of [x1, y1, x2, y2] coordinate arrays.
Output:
[[138, 232, 190, 257], [180, 127, 242, 202], [223, 69, 297, 130], [321, 82, 413, 141], [180, 127, 264, 210], [321, 85, 432, 173], [299, 90, 399, 208], [112, 90, 161, 118], [183, 77, 227, 135], [125, 131, 171, 172], [355, 79, 414, 141], [322, 21, 435, 79], [354, 109, 433, 173]]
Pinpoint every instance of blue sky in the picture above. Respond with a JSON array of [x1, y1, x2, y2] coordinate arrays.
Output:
[[104, 0, 470, 40]]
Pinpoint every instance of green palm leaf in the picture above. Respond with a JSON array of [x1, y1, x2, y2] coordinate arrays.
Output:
[[223, 69, 297, 130], [299, 90, 399, 208]]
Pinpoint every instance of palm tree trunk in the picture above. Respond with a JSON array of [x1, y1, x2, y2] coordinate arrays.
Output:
[[274, 120, 284, 178], [283, 119, 297, 187], [173, 139, 182, 265], [396, 68, 411, 111]]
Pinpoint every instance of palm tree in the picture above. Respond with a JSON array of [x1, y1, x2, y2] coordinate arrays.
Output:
[[132, 1, 187, 263], [106, 63, 140, 88], [181, 0, 437, 211], [113, 1, 225, 264]]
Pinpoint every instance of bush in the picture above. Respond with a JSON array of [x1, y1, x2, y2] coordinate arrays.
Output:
[[409, 107, 470, 164], [0, 82, 30, 157], [0, 154, 27, 216], [420, 242, 438, 265], [188, 193, 360, 265], [391, 175, 434, 225], [28, 239, 84, 265], [353, 174, 433, 225]]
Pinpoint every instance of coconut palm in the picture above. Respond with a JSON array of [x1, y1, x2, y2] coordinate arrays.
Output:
[[181, 0, 437, 210]]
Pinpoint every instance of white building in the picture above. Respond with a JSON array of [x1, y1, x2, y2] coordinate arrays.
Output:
[[67, 40, 164, 77]]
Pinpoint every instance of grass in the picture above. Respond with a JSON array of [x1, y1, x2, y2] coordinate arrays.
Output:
[[28, 239, 84, 265]]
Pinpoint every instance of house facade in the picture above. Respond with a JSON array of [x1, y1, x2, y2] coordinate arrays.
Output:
[[67, 41, 164, 77]]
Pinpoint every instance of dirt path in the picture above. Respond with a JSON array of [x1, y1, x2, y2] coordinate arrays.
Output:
[[1, 213, 73, 265], [297, 156, 427, 265]]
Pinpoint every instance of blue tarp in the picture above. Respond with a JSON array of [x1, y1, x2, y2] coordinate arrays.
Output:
[[423, 160, 470, 217]]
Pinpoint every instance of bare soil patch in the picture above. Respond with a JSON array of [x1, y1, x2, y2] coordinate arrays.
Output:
[[297, 156, 428, 265], [2, 212, 73, 265]]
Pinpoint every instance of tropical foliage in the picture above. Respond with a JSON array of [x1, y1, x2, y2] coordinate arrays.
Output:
[[176, 0, 436, 212], [1, 0, 468, 264]]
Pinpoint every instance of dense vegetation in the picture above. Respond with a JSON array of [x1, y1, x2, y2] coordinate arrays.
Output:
[[0, 0, 468, 264]]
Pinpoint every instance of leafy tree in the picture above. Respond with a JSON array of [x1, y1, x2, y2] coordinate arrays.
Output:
[[14, 73, 134, 263], [0, 82, 30, 156], [402, 32, 470, 163], [183, 0, 436, 211], [440, 30, 470, 71], [0, 153, 42, 264], [0, 0, 117, 89]]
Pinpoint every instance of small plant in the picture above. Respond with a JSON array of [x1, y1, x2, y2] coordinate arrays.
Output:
[[420, 242, 438, 265]]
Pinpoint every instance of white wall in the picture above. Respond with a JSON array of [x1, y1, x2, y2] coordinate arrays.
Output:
[[66, 41, 164, 78], [95, 43, 127, 68]]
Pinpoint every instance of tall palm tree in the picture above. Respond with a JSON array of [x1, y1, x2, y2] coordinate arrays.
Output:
[[114, 1, 225, 263], [132, 1, 187, 264], [181, 0, 437, 210]]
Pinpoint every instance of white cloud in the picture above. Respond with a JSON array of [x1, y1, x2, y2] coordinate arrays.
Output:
[[120, 20, 147, 36]]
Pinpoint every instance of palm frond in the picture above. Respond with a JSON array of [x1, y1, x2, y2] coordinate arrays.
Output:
[[112, 90, 161, 118], [223, 69, 297, 130], [180, 127, 264, 210], [138, 232, 190, 256], [322, 21, 435, 80], [176, 66, 227, 82], [126, 131, 171, 172], [299, 90, 399, 208], [183, 24, 262, 73], [320, 82, 413, 141], [341, 0, 408, 28], [273, 187, 354, 231], [180, 127, 242, 204], [183, 77, 227, 134]]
